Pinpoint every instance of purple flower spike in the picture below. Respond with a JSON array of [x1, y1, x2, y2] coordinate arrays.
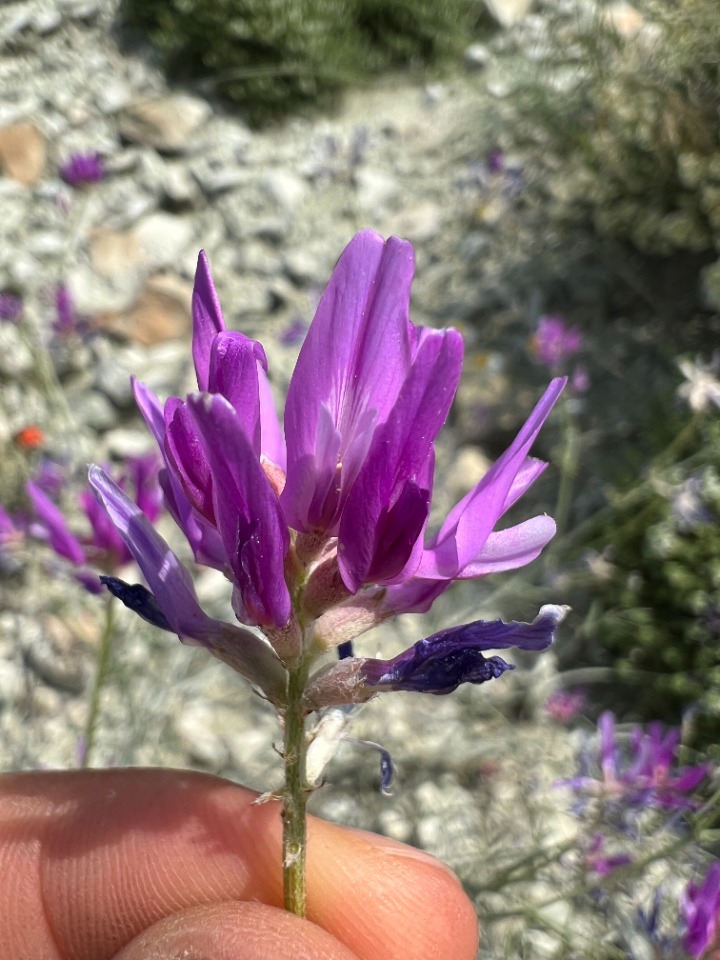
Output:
[[59, 151, 105, 187], [89, 231, 565, 718], [683, 863, 720, 958], [362, 604, 567, 695], [566, 711, 711, 811]]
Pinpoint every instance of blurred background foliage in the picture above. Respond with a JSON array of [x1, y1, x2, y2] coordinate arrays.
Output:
[[119, 0, 489, 126]]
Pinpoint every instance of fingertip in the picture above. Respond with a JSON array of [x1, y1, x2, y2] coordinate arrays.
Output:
[[113, 902, 359, 960], [306, 819, 479, 960]]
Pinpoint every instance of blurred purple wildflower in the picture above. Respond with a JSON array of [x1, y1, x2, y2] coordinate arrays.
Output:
[[532, 315, 582, 369], [59, 151, 105, 187], [89, 230, 565, 706], [53, 283, 84, 336], [683, 863, 720, 958], [27, 454, 161, 594], [545, 688, 586, 723], [570, 364, 590, 394], [566, 711, 711, 811], [279, 316, 308, 346], [583, 833, 632, 877], [0, 291, 23, 323]]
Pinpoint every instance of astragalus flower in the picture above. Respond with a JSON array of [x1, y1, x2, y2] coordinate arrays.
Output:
[[90, 230, 566, 708]]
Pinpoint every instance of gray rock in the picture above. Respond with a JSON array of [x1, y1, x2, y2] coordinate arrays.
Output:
[[132, 212, 195, 271], [0, 324, 33, 377], [261, 169, 307, 212]]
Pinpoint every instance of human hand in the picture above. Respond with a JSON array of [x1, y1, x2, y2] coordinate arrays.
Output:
[[0, 768, 478, 960]]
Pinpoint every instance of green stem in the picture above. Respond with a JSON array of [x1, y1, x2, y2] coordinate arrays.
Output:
[[282, 657, 310, 917], [81, 599, 115, 768], [553, 396, 578, 539]]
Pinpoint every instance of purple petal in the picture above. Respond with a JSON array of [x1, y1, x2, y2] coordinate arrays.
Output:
[[187, 393, 291, 627], [362, 604, 567, 695], [79, 488, 130, 564], [457, 515, 557, 577], [338, 329, 463, 591], [683, 863, 720, 958], [282, 231, 416, 533], [416, 378, 566, 579], [88, 466, 286, 699], [133, 378, 226, 569], [192, 251, 226, 392], [207, 331, 264, 453], [164, 398, 216, 523], [26, 481, 86, 565], [258, 366, 286, 470], [89, 465, 219, 640]]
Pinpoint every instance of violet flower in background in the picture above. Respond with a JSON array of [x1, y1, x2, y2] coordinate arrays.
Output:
[[0, 291, 23, 323], [533, 314, 582, 369], [279, 315, 308, 346], [583, 833, 632, 877], [59, 151, 105, 187], [89, 229, 566, 710], [27, 454, 161, 594], [566, 711, 711, 812], [53, 283, 84, 336], [545, 688, 586, 724], [683, 862, 720, 958]]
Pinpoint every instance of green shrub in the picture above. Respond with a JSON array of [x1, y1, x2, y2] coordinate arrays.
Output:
[[570, 418, 720, 746], [119, 0, 484, 126], [509, 0, 720, 307]]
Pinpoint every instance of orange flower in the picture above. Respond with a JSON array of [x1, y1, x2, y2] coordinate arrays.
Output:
[[14, 425, 45, 448]]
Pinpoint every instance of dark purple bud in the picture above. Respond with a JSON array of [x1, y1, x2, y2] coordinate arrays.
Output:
[[362, 605, 566, 695], [99, 575, 173, 632], [347, 737, 395, 794]]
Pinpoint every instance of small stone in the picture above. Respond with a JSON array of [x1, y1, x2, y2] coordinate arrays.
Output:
[[0, 659, 24, 706], [0, 324, 33, 377], [67, 263, 141, 315], [132, 212, 194, 271], [0, 122, 46, 186], [261, 169, 307, 212], [75, 390, 117, 431], [32, 9, 63, 35], [89, 227, 141, 279], [603, 2, 646, 40], [24, 617, 87, 695], [353, 167, 398, 214], [176, 703, 229, 768], [464, 43, 491, 70], [96, 78, 132, 115], [120, 95, 212, 153], [105, 428, 159, 460], [190, 158, 250, 195], [483, 0, 534, 27], [99, 274, 192, 346]]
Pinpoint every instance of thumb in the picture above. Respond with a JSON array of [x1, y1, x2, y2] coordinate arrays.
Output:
[[113, 901, 359, 960]]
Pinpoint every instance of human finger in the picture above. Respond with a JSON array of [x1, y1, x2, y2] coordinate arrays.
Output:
[[0, 768, 478, 960]]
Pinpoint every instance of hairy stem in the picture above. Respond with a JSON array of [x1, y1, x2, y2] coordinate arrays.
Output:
[[282, 657, 310, 916]]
